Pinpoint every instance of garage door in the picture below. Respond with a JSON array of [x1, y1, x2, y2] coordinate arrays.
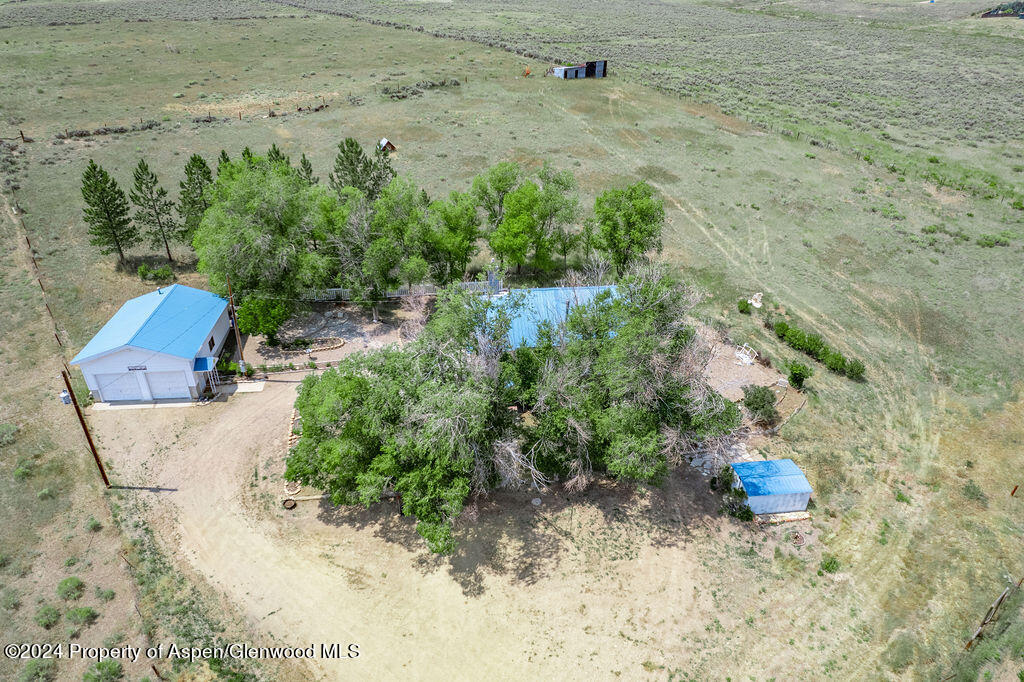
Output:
[[146, 371, 190, 399], [94, 373, 143, 402]]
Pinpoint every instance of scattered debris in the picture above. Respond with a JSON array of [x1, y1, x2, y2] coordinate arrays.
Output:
[[56, 120, 160, 139], [735, 343, 758, 366], [531, 498, 542, 506], [747, 292, 763, 308]]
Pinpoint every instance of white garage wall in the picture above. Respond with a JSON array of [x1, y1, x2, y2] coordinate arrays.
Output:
[[80, 348, 193, 402]]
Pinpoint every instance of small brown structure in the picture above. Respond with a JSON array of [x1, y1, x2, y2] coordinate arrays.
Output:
[[378, 137, 397, 152]]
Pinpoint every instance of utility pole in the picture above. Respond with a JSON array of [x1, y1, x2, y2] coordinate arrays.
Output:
[[61, 367, 110, 488], [225, 276, 246, 374]]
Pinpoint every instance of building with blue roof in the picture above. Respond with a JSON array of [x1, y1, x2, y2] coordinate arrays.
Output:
[[492, 285, 616, 349], [730, 459, 813, 514], [70, 284, 231, 402]]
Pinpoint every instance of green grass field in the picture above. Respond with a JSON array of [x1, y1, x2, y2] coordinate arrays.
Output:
[[1, 3, 1023, 679]]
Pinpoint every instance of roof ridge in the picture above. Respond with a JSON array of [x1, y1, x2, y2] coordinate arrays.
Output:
[[125, 283, 179, 348]]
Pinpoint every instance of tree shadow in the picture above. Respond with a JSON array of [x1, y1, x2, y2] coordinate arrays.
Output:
[[311, 463, 725, 597], [117, 253, 199, 278]]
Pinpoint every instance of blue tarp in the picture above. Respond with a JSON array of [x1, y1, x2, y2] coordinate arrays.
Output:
[[731, 459, 813, 497], [493, 286, 617, 348], [71, 284, 227, 364]]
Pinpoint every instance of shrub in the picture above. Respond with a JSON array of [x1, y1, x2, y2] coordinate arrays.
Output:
[[727, 502, 754, 522], [844, 359, 865, 380], [783, 327, 806, 350], [709, 464, 735, 492], [976, 234, 1010, 248], [56, 576, 84, 601], [13, 458, 34, 480], [824, 351, 847, 374], [17, 658, 56, 682], [86, 517, 102, 532], [742, 385, 779, 425], [787, 362, 813, 389], [802, 333, 825, 359], [737, 298, 751, 314], [1012, 198, 1024, 211], [34, 604, 60, 629], [1, 587, 20, 611], [37, 488, 54, 500], [95, 587, 115, 602], [83, 660, 123, 682], [962, 479, 987, 506], [138, 264, 174, 283], [772, 320, 789, 339], [65, 606, 98, 626], [819, 554, 840, 573], [0, 422, 17, 447]]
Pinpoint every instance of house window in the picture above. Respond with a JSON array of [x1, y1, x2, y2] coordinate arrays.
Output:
[[208, 337, 215, 351]]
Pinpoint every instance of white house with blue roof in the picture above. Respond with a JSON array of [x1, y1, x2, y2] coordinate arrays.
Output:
[[70, 284, 231, 402]]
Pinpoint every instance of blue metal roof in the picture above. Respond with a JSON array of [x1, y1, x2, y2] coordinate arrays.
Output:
[[494, 286, 616, 348], [71, 284, 227, 364], [731, 459, 813, 497]]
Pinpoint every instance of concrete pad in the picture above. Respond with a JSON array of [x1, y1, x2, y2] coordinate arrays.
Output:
[[91, 399, 197, 411]]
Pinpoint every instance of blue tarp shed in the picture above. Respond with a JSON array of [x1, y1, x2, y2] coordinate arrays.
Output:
[[494, 286, 616, 348], [71, 284, 228, 364], [731, 459, 813, 514]]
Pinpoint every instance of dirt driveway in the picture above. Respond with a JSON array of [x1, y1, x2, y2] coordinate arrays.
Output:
[[87, 367, 823, 680]]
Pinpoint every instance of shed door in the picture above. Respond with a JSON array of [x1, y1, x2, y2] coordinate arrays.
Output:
[[146, 371, 190, 399], [95, 373, 143, 402]]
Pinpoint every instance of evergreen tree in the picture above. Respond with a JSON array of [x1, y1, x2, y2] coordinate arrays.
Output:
[[241, 146, 255, 166], [297, 153, 318, 185], [267, 143, 289, 165], [129, 159, 179, 262], [217, 149, 230, 174], [178, 153, 212, 243], [328, 138, 394, 201], [81, 160, 138, 265]]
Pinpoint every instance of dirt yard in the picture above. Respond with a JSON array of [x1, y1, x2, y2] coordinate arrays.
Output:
[[85, 340, 826, 680], [241, 303, 419, 367]]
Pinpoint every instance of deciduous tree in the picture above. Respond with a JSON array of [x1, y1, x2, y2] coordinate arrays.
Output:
[[594, 181, 665, 272], [192, 155, 332, 338], [471, 161, 521, 229]]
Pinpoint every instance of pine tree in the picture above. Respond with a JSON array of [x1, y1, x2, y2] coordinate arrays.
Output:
[[178, 154, 212, 242], [328, 137, 394, 200], [82, 160, 138, 265], [297, 153, 318, 185], [217, 149, 230, 174], [267, 143, 289, 165], [241, 147, 255, 166], [130, 159, 179, 262]]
